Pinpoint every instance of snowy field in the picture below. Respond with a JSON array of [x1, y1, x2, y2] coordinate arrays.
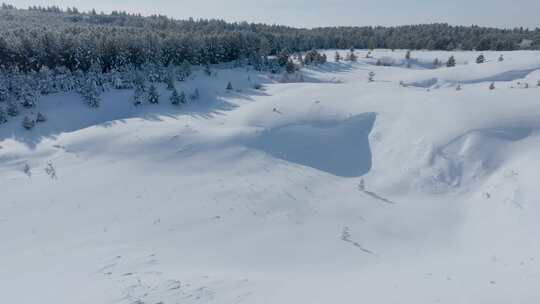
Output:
[[2, 49, 540, 303]]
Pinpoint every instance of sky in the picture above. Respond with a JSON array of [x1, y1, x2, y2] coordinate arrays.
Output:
[[13, 0, 540, 29]]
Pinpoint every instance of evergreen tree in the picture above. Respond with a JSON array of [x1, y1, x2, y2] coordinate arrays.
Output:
[[447, 56, 456, 67], [476, 54, 486, 64], [22, 115, 35, 130], [132, 85, 145, 106], [334, 51, 341, 62], [81, 80, 101, 108], [7, 99, 19, 117], [456, 84, 462, 91], [498, 54, 504, 62], [148, 84, 159, 104], [489, 82, 495, 90], [170, 87, 185, 105], [285, 59, 296, 73], [226, 81, 233, 91], [36, 112, 47, 123], [190, 88, 200, 101], [277, 49, 290, 67], [405, 50, 411, 60]]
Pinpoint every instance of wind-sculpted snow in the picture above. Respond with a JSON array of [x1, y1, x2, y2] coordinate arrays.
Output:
[[2, 49, 540, 304], [248, 113, 375, 177]]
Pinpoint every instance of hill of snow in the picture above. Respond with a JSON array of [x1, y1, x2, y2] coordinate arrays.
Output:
[[2, 49, 540, 304]]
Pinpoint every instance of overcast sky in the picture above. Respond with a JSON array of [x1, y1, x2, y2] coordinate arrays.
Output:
[[14, 0, 540, 29]]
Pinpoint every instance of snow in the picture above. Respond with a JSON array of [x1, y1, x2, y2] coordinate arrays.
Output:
[[2, 49, 540, 303]]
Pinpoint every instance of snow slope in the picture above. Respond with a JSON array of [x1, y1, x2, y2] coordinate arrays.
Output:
[[2, 50, 540, 304]]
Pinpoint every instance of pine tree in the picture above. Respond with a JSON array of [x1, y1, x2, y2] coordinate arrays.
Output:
[[190, 88, 200, 101], [170, 87, 184, 105], [132, 85, 145, 106], [285, 59, 296, 73], [226, 81, 233, 91], [405, 50, 411, 60], [489, 82, 495, 90], [36, 112, 46, 123], [0, 106, 7, 124], [20, 86, 38, 108], [165, 72, 175, 90], [22, 115, 35, 130], [334, 51, 341, 62], [7, 99, 19, 117], [81, 80, 101, 108], [277, 49, 290, 67], [148, 84, 159, 104], [456, 84, 462, 91], [498, 54, 504, 62], [447, 56, 456, 67]]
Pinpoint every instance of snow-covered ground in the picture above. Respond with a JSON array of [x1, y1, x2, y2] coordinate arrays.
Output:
[[2, 49, 540, 303]]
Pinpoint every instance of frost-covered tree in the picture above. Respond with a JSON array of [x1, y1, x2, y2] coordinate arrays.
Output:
[[277, 49, 290, 67], [476, 54, 486, 64], [80, 80, 101, 108], [170, 87, 186, 105], [36, 112, 47, 123], [6, 99, 19, 117], [20, 85, 38, 108], [446, 56, 456, 67], [190, 88, 200, 101], [132, 85, 145, 106], [285, 59, 296, 73], [22, 115, 35, 130], [148, 84, 160, 104]]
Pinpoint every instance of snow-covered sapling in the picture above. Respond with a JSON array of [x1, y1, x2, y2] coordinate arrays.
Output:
[[148, 84, 160, 104], [22, 115, 35, 130]]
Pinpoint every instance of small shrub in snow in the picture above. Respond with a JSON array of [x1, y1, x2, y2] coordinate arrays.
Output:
[[498, 54, 504, 62], [148, 84, 160, 104], [36, 112, 47, 123], [476, 54, 485, 64], [22, 115, 35, 130], [489, 82, 495, 90], [226, 82, 233, 91], [447, 56, 456, 67], [456, 84, 462, 91], [405, 50, 411, 60], [368, 71, 375, 82]]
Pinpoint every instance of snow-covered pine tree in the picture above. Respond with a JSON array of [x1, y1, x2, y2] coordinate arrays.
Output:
[[537, 80, 540, 87], [6, 99, 19, 117], [178, 60, 191, 81], [36, 112, 46, 123], [20, 85, 38, 108], [498, 54, 504, 62], [81, 80, 101, 108], [335, 51, 341, 62], [277, 49, 290, 67], [170, 88, 186, 105], [22, 115, 35, 130], [190, 88, 200, 101], [447, 56, 456, 67], [226, 81, 233, 91], [476, 54, 485, 64], [286, 59, 296, 73], [132, 85, 145, 106], [148, 84, 159, 104], [165, 72, 175, 90], [489, 82, 495, 90]]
